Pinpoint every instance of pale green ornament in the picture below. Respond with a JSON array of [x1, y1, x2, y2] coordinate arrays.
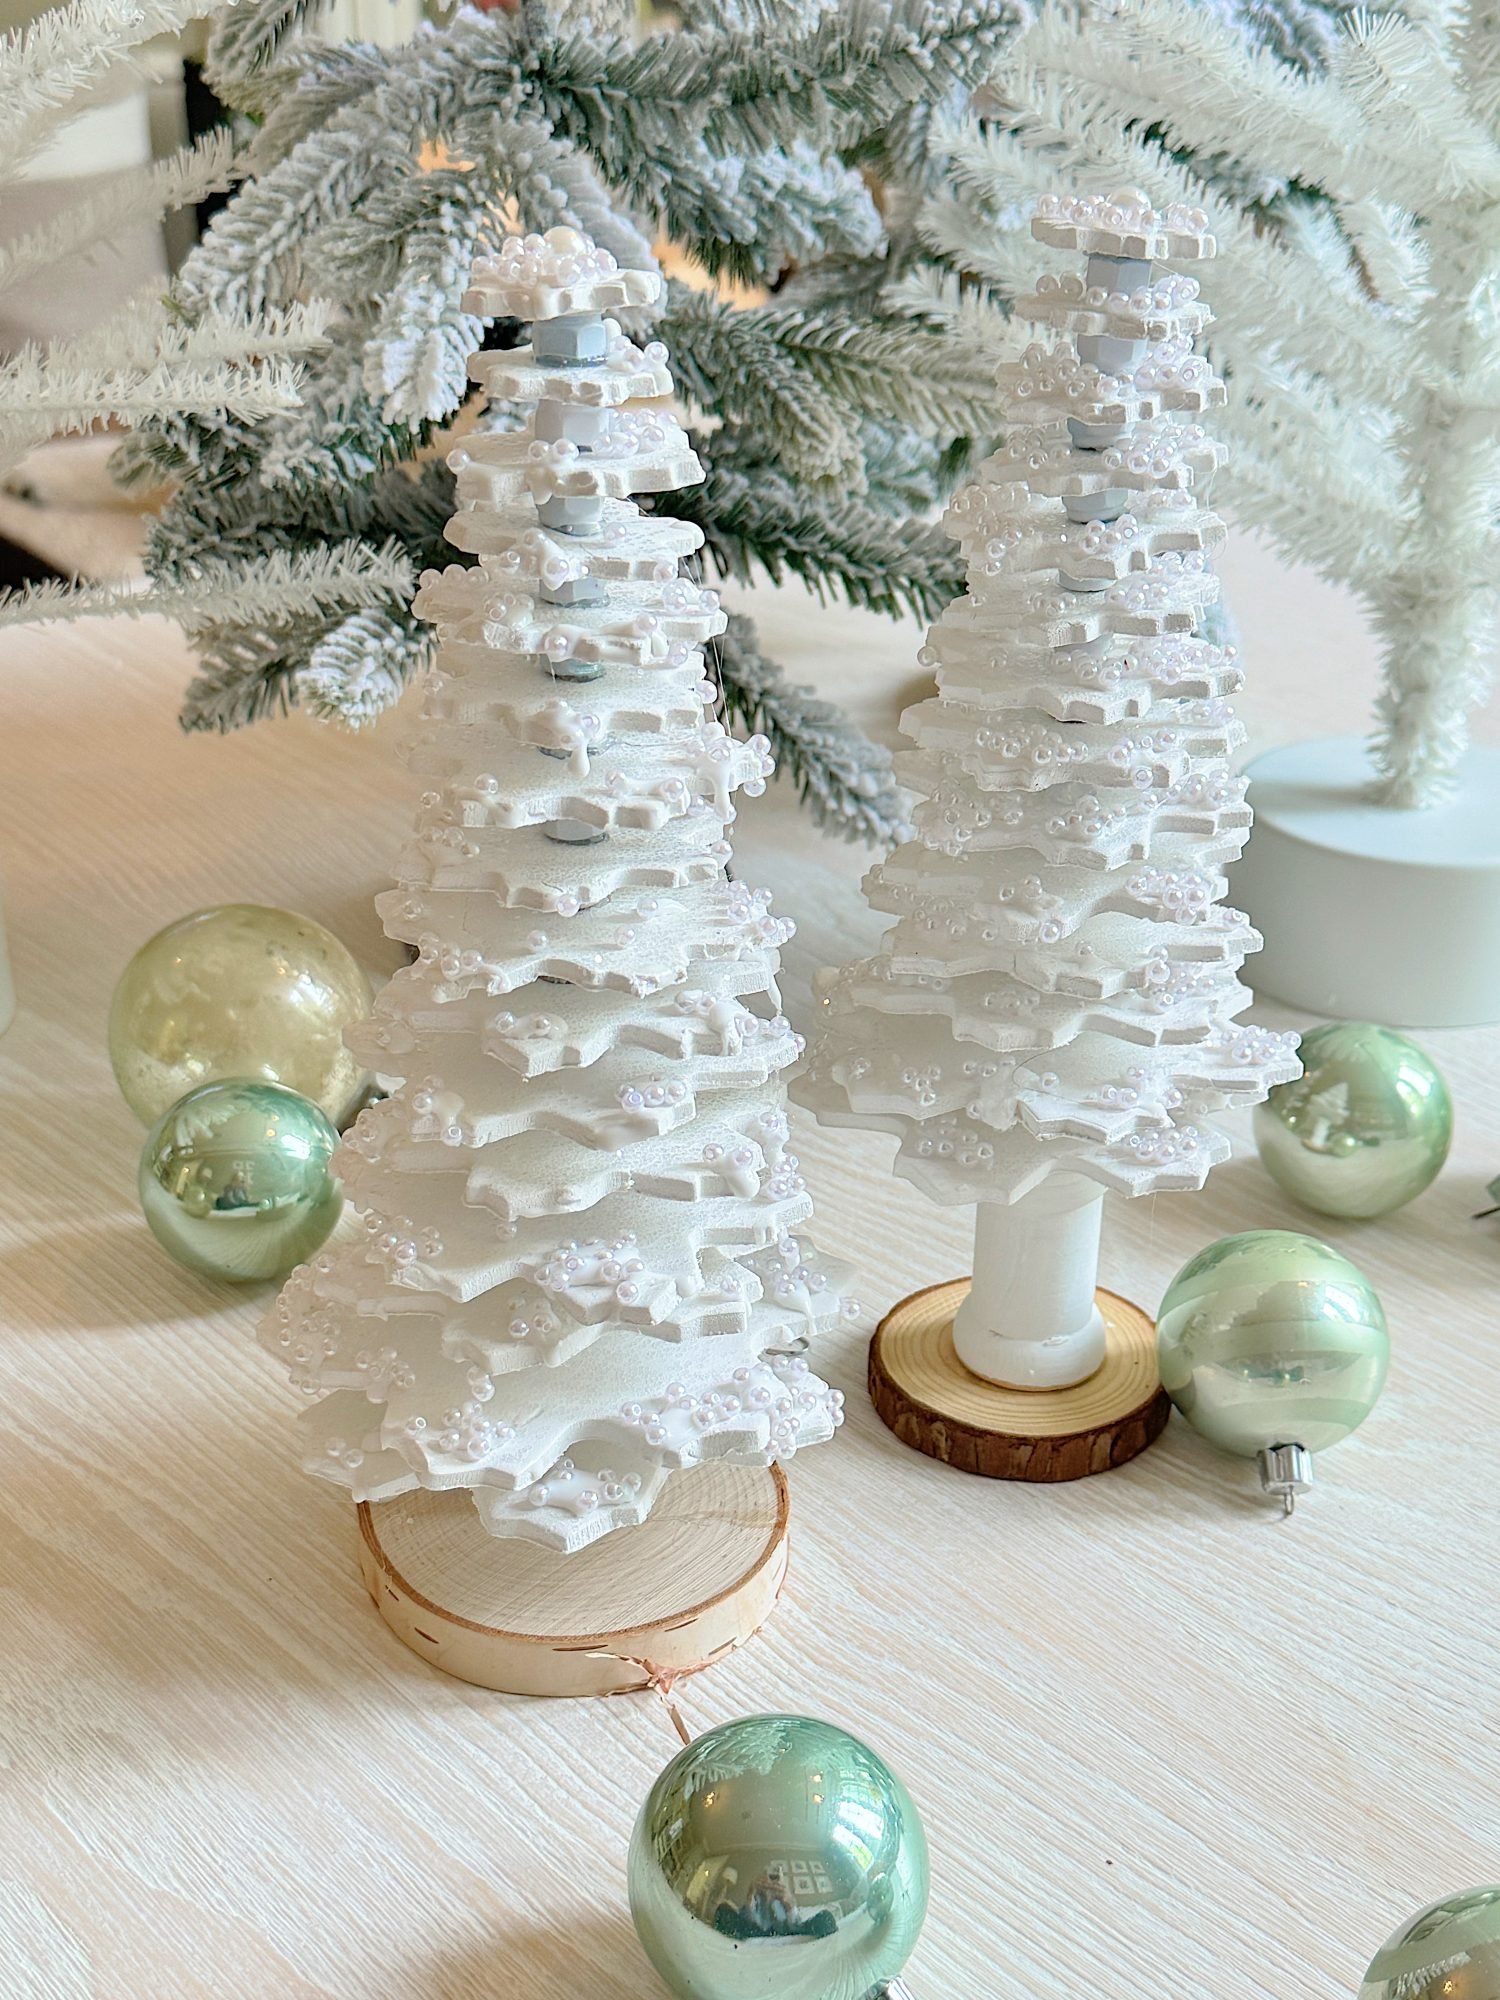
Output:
[[1156, 1230, 1388, 1512], [1360, 1886, 1500, 1999], [139, 1080, 343, 1282], [1253, 1021, 1452, 1220], [629, 1715, 929, 2000], [110, 904, 372, 1128]]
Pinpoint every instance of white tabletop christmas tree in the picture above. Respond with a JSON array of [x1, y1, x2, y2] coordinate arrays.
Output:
[[265, 228, 846, 1554], [800, 192, 1299, 1394]]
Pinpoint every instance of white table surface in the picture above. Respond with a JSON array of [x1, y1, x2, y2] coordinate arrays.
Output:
[[2, 536, 1498, 2000]]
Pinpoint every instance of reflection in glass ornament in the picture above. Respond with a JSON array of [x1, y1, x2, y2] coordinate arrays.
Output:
[[629, 1714, 928, 2000], [139, 1079, 343, 1282], [110, 903, 372, 1127], [1253, 1022, 1452, 1220], [1156, 1230, 1388, 1512], [1360, 1885, 1500, 1999]]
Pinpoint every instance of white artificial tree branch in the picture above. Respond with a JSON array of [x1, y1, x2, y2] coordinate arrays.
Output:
[[0, 130, 240, 295], [935, 5, 1500, 802], [0, 0, 227, 186]]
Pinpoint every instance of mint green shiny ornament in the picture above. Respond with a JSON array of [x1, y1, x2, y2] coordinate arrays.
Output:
[[110, 904, 371, 1128], [1253, 1021, 1452, 1220], [629, 1715, 929, 2000], [1361, 1886, 1500, 1999], [140, 1080, 342, 1282], [1156, 1231, 1388, 1509]]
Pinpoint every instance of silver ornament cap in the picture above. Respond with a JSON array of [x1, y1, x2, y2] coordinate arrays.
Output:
[[1256, 1442, 1315, 1516]]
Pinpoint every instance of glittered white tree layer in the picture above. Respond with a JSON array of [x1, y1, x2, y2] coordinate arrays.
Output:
[[800, 193, 1299, 1207], [264, 230, 846, 1553]]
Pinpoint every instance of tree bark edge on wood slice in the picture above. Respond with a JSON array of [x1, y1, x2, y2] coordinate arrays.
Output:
[[869, 1278, 1169, 1482], [356, 1459, 791, 1697]]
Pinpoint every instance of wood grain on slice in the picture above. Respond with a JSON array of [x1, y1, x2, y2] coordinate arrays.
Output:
[[356, 1459, 790, 1696], [869, 1280, 1169, 1481]]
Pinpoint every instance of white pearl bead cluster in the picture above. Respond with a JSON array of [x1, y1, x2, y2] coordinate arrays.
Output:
[[1103, 419, 1213, 482], [1125, 867, 1217, 923], [1087, 1065, 1186, 1116], [491, 531, 591, 592], [1134, 949, 1225, 1013], [612, 1351, 844, 1465], [490, 1007, 563, 1043], [320, 1435, 369, 1475], [762, 1147, 807, 1202], [525, 1460, 646, 1518], [1106, 571, 1180, 616], [406, 1399, 518, 1464], [536, 1234, 660, 1312], [408, 1074, 470, 1148], [474, 227, 622, 296], [991, 424, 1061, 477], [361, 1208, 444, 1274], [1010, 343, 1110, 408], [1133, 335, 1214, 396], [1077, 513, 1139, 557], [502, 1290, 563, 1344], [617, 1075, 690, 1114], [1208, 1024, 1302, 1068], [1120, 1123, 1204, 1166], [914, 1111, 997, 1171], [1167, 767, 1244, 811], [723, 882, 795, 949], [1115, 636, 1240, 690], [973, 720, 1080, 772], [1034, 269, 1199, 314], [1034, 192, 1210, 236]]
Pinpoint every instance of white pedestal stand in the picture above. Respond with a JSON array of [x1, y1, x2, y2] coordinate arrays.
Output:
[[953, 1178, 1107, 1389], [1232, 736, 1500, 1027], [871, 1182, 1166, 1485]]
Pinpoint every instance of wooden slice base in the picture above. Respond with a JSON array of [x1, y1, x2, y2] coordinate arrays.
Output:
[[355, 1459, 790, 1697], [869, 1280, 1169, 1482]]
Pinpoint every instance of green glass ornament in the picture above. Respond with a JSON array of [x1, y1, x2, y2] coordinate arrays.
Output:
[[110, 904, 372, 1128], [1156, 1230, 1389, 1512], [1253, 1021, 1452, 1221], [139, 1080, 343, 1282], [1361, 1887, 1500, 1999], [629, 1715, 929, 2000]]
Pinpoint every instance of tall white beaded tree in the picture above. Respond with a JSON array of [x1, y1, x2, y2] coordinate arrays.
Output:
[[266, 228, 846, 1554], [800, 192, 1299, 1394]]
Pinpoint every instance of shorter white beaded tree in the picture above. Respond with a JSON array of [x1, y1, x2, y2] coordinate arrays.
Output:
[[800, 191, 1299, 1393], [266, 228, 846, 1554]]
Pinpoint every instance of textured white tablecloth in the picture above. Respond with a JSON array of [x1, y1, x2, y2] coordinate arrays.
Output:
[[2, 536, 1497, 1999]]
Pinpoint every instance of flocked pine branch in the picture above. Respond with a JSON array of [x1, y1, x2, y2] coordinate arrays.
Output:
[[1, 540, 412, 634], [134, 0, 1024, 838], [669, 448, 965, 622], [922, 0, 1500, 804]]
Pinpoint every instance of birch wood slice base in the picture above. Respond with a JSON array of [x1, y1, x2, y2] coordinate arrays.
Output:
[[870, 1280, 1169, 1481], [356, 1460, 790, 1696]]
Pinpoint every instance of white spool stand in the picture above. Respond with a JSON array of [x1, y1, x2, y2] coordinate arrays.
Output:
[[873, 1178, 1166, 1484], [1232, 736, 1500, 1027], [952, 1179, 1107, 1389]]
